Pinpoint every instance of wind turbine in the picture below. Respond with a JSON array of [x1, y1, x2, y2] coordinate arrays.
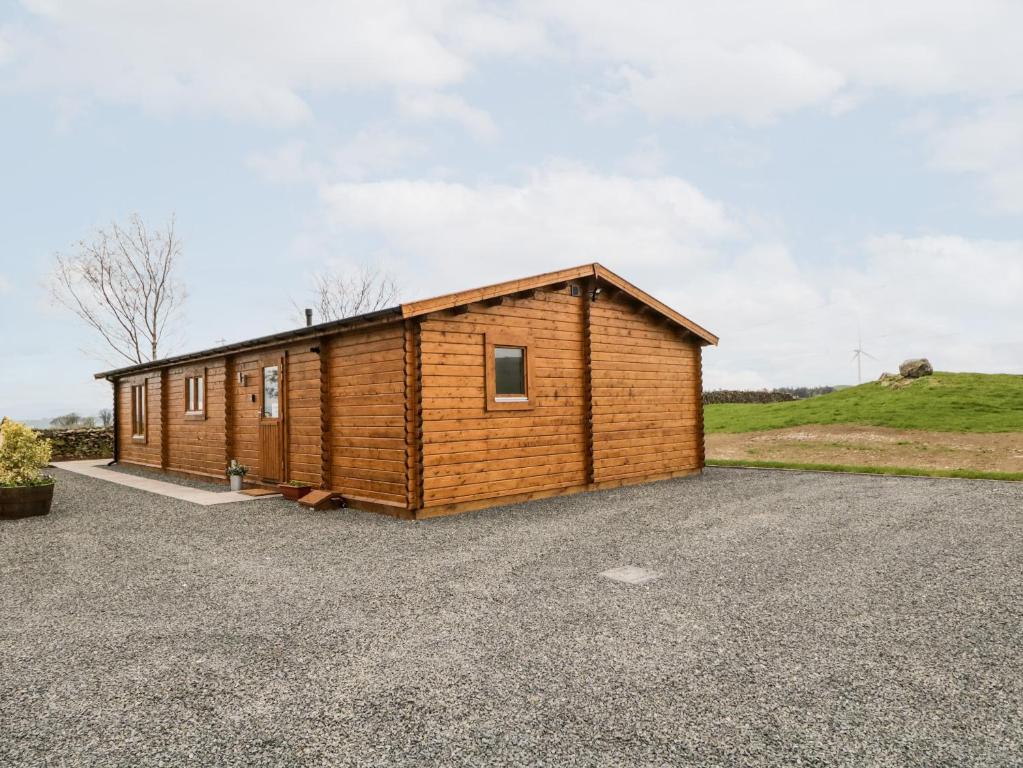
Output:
[[851, 330, 877, 384]]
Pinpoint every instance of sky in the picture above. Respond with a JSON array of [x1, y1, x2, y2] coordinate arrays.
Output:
[[2, 1, 1022, 420]]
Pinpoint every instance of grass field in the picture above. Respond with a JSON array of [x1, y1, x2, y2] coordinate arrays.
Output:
[[705, 372, 1023, 434], [706, 458, 1023, 482]]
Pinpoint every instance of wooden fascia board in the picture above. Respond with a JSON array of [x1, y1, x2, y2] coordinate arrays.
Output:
[[400, 264, 596, 319], [94, 313, 402, 381], [593, 265, 719, 346]]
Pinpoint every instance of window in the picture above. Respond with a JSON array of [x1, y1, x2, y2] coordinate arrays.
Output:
[[485, 331, 534, 411], [184, 372, 205, 417], [494, 347, 526, 398], [130, 382, 146, 440], [262, 365, 279, 419]]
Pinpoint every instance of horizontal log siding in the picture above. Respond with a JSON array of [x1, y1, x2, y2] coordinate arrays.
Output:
[[116, 375, 161, 468], [418, 288, 588, 507], [229, 353, 266, 478], [328, 325, 408, 505], [165, 360, 226, 478], [285, 348, 322, 486], [589, 294, 702, 482]]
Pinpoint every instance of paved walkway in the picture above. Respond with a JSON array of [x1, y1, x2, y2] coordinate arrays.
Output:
[[52, 460, 279, 506]]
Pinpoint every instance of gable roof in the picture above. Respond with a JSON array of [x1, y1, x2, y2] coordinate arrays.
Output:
[[95, 263, 715, 379], [401, 263, 718, 345]]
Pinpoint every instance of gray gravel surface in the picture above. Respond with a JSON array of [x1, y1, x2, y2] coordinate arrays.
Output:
[[1, 467, 1020, 767], [105, 462, 229, 492]]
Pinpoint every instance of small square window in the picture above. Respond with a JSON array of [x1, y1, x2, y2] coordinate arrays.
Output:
[[485, 332, 534, 411], [494, 347, 526, 398]]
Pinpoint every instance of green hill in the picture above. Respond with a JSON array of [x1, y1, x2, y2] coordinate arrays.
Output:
[[705, 372, 1023, 434]]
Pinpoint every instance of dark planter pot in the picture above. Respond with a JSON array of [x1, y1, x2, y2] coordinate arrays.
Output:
[[0, 482, 55, 520], [278, 483, 311, 501]]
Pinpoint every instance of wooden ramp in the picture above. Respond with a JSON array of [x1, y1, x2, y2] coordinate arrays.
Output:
[[297, 490, 340, 510]]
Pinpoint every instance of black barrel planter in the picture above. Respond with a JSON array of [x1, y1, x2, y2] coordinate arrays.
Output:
[[0, 481, 55, 519]]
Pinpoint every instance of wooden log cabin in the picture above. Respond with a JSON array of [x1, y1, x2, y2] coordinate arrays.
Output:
[[95, 264, 718, 518]]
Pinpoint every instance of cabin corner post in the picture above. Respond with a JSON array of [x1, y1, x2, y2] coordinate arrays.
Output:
[[582, 279, 596, 486], [224, 356, 235, 472], [695, 343, 706, 469], [319, 338, 332, 490], [108, 377, 119, 466], [159, 368, 169, 470], [403, 318, 423, 513]]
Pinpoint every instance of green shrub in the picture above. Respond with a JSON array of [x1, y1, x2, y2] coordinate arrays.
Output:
[[0, 418, 53, 487]]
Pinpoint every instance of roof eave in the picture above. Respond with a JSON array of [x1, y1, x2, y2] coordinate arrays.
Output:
[[593, 264, 719, 345], [93, 305, 403, 380]]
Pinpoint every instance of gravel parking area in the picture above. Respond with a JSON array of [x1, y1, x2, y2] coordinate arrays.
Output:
[[1, 468, 1020, 766]]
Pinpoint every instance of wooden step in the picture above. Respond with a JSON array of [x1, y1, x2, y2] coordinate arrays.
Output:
[[297, 490, 339, 510]]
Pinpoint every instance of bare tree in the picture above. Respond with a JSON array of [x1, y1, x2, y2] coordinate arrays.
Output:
[[50, 214, 186, 364], [50, 413, 82, 428], [98, 408, 113, 427], [301, 264, 399, 324]]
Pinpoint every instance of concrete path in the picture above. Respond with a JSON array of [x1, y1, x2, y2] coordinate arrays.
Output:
[[51, 460, 280, 506]]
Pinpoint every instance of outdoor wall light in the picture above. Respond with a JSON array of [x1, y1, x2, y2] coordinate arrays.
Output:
[[591, 286, 602, 301]]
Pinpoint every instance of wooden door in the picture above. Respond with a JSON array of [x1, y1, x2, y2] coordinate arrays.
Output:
[[258, 358, 286, 482]]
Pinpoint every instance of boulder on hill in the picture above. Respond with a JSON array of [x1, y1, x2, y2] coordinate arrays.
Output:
[[899, 358, 933, 378], [878, 372, 913, 388]]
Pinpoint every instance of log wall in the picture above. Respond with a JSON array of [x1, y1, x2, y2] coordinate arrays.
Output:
[[326, 324, 407, 506], [417, 286, 589, 509], [116, 375, 162, 468], [285, 347, 323, 487], [589, 292, 703, 482], [165, 360, 227, 479]]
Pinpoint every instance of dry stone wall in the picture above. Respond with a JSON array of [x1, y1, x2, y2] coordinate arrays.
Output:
[[34, 427, 114, 461]]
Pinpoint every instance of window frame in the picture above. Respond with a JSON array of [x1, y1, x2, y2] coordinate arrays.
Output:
[[485, 331, 534, 411], [183, 367, 207, 420], [130, 380, 147, 442], [260, 363, 281, 420]]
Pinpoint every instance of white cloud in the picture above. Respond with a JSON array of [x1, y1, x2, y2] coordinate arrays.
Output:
[[927, 100, 1023, 213], [0, 28, 11, 65], [7, 1, 1023, 129], [617, 136, 666, 176], [314, 165, 1023, 385], [246, 141, 316, 184], [320, 163, 737, 289], [247, 129, 425, 184], [397, 91, 498, 141], [696, 234, 1023, 386], [619, 41, 844, 124], [534, 1, 1023, 122], [2, 0, 532, 123], [330, 129, 426, 180]]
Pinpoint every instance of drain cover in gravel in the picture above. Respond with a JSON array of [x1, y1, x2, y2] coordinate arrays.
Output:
[[600, 566, 660, 585]]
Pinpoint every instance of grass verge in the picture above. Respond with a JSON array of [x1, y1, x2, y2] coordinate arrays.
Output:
[[705, 372, 1023, 433], [707, 458, 1023, 482]]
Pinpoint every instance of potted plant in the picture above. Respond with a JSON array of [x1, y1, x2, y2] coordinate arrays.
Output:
[[226, 460, 249, 492], [0, 418, 55, 520], [278, 480, 312, 501]]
